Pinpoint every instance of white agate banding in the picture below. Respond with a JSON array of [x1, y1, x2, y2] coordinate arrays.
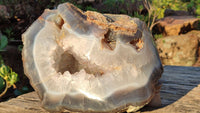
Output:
[[22, 3, 163, 112]]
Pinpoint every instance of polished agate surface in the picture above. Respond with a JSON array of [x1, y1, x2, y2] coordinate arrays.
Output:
[[22, 2, 163, 112]]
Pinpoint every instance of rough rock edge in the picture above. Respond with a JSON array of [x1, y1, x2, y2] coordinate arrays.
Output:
[[22, 2, 163, 113]]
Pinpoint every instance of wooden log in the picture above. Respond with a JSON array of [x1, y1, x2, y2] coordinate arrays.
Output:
[[0, 66, 199, 113]]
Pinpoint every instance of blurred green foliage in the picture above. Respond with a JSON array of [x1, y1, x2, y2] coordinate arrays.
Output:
[[14, 86, 29, 96], [2, 27, 14, 40], [0, 62, 18, 98], [154, 34, 163, 39], [0, 64, 18, 88], [187, 0, 200, 17], [85, 6, 97, 11], [0, 34, 18, 98], [134, 11, 149, 24], [0, 35, 8, 51], [151, 0, 187, 18], [151, 0, 200, 18], [0, 0, 199, 31]]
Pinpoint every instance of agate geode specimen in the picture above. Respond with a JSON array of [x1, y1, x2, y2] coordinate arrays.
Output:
[[22, 2, 163, 113]]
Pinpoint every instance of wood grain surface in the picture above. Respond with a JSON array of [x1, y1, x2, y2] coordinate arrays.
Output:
[[0, 66, 199, 113]]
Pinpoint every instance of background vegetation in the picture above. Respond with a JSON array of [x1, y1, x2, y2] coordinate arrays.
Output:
[[0, 0, 199, 101]]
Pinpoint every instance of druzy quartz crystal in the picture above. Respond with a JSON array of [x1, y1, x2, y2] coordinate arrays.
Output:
[[22, 2, 163, 113]]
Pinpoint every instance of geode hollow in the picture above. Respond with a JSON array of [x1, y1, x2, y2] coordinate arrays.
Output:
[[22, 2, 163, 113]]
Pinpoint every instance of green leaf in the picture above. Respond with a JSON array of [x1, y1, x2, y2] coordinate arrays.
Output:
[[139, 5, 143, 10], [0, 77, 5, 91], [0, 65, 18, 87], [104, 0, 116, 7], [0, 35, 8, 50], [0, 65, 8, 78], [86, 6, 97, 11], [196, 8, 200, 15], [8, 71, 18, 86], [14, 89, 22, 96], [120, 9, 127, 14], [18, 45, 23, 51], [119, 0, 124, 3], [3, 65, 9, 75], [0, 61, 18, 97], [0, 55, 3, 64], [22, 86, 29, 93]]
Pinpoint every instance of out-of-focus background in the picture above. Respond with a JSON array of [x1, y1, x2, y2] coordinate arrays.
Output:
[[0, 0, 199, 101]]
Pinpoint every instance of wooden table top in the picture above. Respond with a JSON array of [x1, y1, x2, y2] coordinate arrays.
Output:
[[0, 66, 199, 113]]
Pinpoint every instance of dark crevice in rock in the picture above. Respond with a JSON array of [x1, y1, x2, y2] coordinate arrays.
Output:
[[193, 41, 200, 66], [129, 30, 144, 51], [102, 29, 116, 50], [55, 50, 105, 76], [179, 23, 198, 35], [101, 38, 113, 50], [129, 38, 144, 51], [57, 51, 80, 74], [104, 15, 115, 22], [152, 24, 165, 35]]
